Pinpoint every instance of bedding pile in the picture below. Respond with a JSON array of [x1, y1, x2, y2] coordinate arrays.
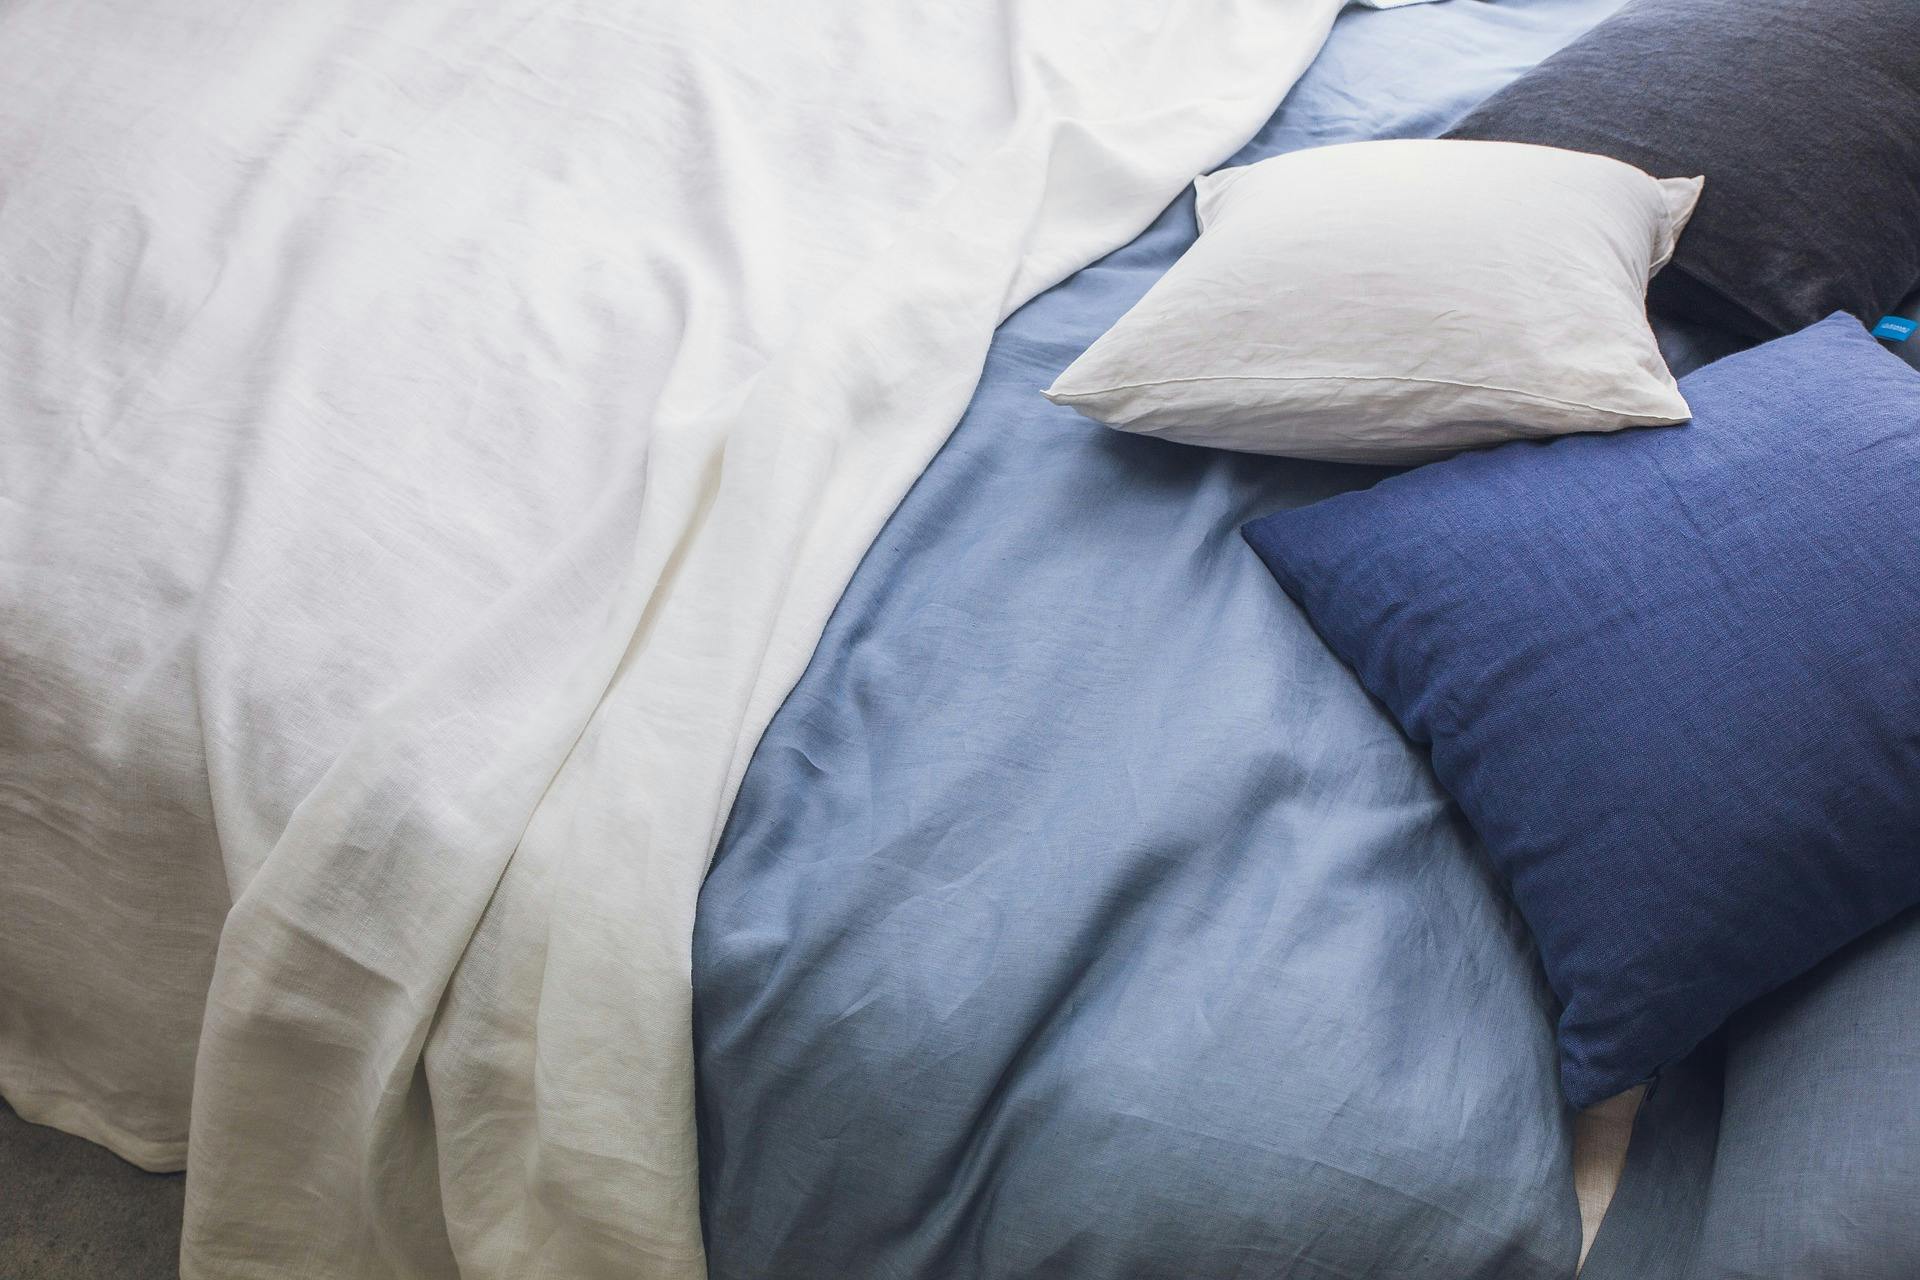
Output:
[[0, 0, 1359, 1274], [8, 0, 1920, 1275], [695, 0, 1920, 1276], [694, 3, 1638, 1277]]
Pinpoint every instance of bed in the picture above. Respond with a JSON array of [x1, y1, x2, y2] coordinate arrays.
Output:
[[4, 0, 1919, 1277]]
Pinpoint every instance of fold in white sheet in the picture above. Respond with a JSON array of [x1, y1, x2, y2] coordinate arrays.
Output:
[[0, 1, 1347, 1273]]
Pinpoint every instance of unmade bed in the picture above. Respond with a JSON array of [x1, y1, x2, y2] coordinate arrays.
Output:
[[4, 1, 1919, 1277]]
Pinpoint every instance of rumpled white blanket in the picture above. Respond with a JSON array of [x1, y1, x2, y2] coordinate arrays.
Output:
[[0, 1, 1345, 1273]]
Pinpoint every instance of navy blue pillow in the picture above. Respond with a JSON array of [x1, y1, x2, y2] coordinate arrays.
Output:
[[1445, 0, 1920, 342], [1243, 314, 1920, 1107]]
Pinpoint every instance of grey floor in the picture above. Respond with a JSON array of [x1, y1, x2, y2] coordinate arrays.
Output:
[[0, 1100, 183, 1279]]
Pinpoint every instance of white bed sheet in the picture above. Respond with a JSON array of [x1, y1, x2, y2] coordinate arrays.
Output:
[[0, 1, 1349, 1274]]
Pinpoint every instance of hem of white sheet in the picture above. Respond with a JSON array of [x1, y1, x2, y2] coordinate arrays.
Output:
[[0, 1076, 187, 1174]]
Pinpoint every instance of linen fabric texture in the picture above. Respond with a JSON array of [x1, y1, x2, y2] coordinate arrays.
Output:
[[1044, 138, 1699, 464], [1681, 914, 1920, 1278], [695, 4, 1665, 1277], [1446, 0, 1920, 340], [0, 1, 1355, 1275], [1243, 314, 1920, 1108]]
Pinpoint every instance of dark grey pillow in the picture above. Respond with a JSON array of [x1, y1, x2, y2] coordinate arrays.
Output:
[[1445, 0, 1920, 340]]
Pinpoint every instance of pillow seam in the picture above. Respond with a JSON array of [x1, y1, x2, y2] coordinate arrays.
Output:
[[1049, 370, 1682, 419]]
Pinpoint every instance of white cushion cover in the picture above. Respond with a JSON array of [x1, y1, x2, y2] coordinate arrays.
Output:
[[1045, 139, 1702, 463]]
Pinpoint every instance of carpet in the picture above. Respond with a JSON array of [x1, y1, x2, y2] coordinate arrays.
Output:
[[0, 1099, 182, 1278]]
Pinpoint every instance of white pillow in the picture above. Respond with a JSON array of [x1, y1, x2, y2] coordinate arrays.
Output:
[[1044, 139, 1702, 464]]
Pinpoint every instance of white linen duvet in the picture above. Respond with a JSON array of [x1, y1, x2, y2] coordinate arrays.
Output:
[[0, 1, 1347, 1274]]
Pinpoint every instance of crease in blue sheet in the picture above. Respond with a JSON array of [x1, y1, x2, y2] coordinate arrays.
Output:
[[693, 3, 1639, 1277]]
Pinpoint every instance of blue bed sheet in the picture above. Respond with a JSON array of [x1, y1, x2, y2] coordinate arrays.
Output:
[[693, 3, 1636, 1277]]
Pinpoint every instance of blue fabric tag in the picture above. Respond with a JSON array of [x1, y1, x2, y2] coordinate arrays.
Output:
[[1872, 315, 1917, 342]]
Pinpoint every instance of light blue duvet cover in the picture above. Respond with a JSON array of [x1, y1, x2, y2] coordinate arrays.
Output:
[[690, 3, 1919, 1277]]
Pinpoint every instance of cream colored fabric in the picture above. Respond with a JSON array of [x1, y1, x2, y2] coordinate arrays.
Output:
[[1046, 139, 1701, 463], [1574, 1085, 1647, 1270], [0, 1, 1351, 1275]]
